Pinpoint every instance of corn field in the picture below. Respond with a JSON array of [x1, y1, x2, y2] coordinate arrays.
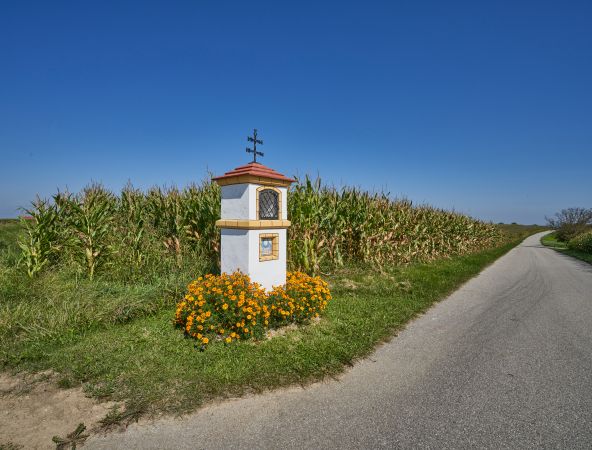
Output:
[[19, 180, 221, 281], [289, 177, 502, 274], [18, 176, 502, 280]]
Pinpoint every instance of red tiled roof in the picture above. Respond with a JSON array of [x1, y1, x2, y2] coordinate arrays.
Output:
[[213, 162, 295, 183]]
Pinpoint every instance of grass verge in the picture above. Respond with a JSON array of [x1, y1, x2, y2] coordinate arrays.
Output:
[[541, 231, 592, 264], [2, 238, 522, 417]]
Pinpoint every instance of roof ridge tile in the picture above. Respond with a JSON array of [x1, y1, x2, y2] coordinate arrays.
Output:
[[213, 162, 295, 184]]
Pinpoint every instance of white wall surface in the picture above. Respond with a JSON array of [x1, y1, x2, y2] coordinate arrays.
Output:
[[221, 184, 250, 220], [248, 184, 258, 219], [220, 228, 249, 275], [279, 187, 288, 220], [220, 228, 287, 290], [248, 228, 287, 290], [221, 183, 289, 221]]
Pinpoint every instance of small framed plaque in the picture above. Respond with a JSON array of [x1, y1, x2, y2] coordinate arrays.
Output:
[[259, 233, 279, 261]]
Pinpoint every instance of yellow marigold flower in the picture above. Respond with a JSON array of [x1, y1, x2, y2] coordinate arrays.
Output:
[[177, 270, 330, 346], [225, 337, 232, 344], [202, 337, 209, 344]]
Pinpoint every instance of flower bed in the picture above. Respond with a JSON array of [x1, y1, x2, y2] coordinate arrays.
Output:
[[175, 271, 331, 348]]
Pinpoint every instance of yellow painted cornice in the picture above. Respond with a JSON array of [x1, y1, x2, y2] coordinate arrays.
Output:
[[216, 219, 291, 229]]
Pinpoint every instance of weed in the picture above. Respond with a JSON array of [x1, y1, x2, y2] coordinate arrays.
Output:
[[52, 423, 88, 450], [99, 402, 146, 430], [0, 442, 23, 450]]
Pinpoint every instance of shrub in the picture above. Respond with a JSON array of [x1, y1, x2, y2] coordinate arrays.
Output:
[[174, 271, 331, 348], [546, 207, 592, 242], [568, 231, 592, 254]]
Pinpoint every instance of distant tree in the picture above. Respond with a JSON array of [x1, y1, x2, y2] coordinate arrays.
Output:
[[546, 207, 592, 241]]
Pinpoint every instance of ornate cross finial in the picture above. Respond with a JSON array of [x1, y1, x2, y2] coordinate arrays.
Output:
[[246, 128, 264, 163]]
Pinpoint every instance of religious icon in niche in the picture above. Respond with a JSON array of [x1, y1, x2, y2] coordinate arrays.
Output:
[[259, 233, 279, 261], [258, 189, 279, 220], [261, 237, 273, 256]]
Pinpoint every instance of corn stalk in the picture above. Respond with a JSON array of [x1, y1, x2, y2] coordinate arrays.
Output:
[[18, 198, 60, 277], [68, 185, 114, 280]]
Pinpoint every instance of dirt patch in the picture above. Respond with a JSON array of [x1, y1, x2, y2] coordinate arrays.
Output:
[[0, 371, 116, 450], [265, 323, 298, 339], [340, 279, 359, 290], [265, 316, 321, 340]]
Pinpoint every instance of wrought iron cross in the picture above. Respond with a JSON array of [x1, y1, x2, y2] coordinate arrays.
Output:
[[246, 128, 264, 163]]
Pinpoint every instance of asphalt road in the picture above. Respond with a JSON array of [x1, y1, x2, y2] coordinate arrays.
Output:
[[88, 232, 592, 449]]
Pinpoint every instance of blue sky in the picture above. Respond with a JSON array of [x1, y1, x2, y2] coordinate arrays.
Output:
[[1, 1, 590, 223]]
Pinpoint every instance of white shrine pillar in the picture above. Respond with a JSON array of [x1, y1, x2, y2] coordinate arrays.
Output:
[[213, 162, 295, 290]]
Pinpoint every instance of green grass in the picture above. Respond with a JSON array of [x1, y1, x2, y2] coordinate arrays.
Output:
[[0, 220, 22, 260], [540, 231, 567, 249], [562, 250, 592, 264], [541, 231, 592, 264], [0, 220, 540, 419], [1, 234, 523, 417]]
